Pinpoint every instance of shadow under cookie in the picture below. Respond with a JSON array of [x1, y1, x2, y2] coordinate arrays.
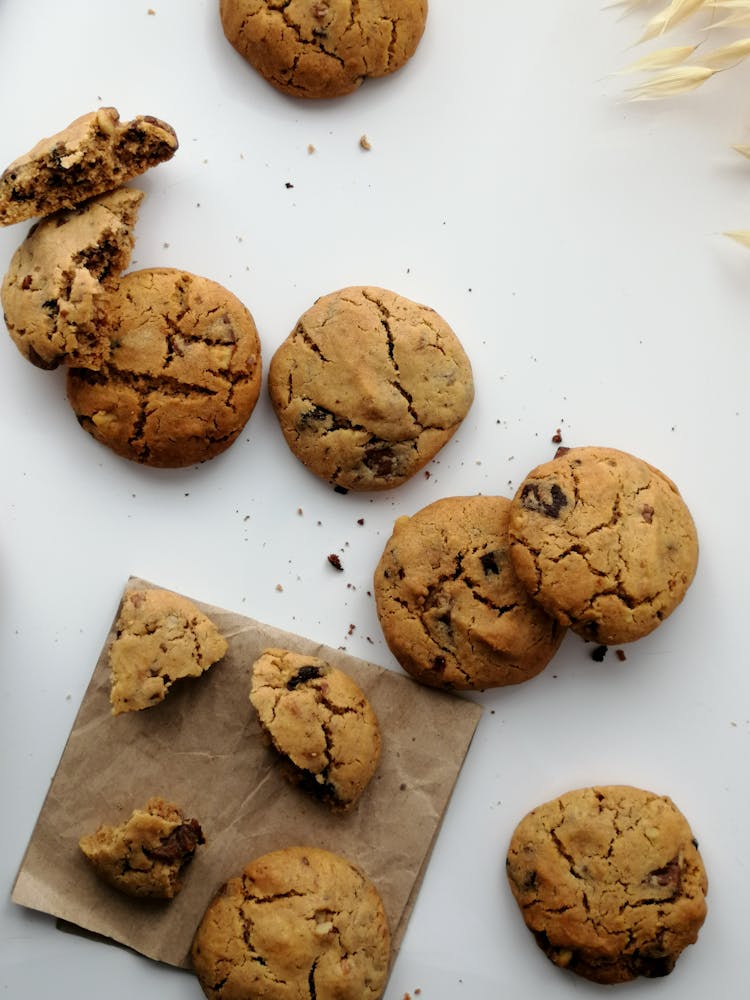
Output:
[[66, 268, 263, 467]]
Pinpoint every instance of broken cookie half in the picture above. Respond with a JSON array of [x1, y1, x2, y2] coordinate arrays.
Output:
[[250, 648, 381, 811], [109, 587, 228, 715], [79, 797, 205, 899], [1, 186, 143, 369], [0, 107, 177, 227]]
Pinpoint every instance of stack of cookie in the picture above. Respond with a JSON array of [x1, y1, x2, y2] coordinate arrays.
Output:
[[0, 108, 263, 467], [373, 443, 699, 690]]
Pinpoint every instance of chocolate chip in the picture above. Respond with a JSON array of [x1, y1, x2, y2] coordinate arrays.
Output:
[[590, 644, 608, 662], [432, 656, 446, 673], [520, 482, 569, 518], [286, 665, 322, 690], [333, 485, 348, 495], [146, 819, 204, 862], [480, 552, 500, 575]]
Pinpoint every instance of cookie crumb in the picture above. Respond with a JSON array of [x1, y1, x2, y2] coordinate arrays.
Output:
[[285, 181, 294, 189], [307, 144, 316, 154], [357, 517, 365, 525], [615, 649, 627, 662], [297, 507, 304, 515], [591, 644, 608, 662], [327, 553, 344, 571], [359, 134, 372, 151], [551, 428, 562, 444], [275, 584, 283, 592], [347, 624, 355, 636], [147, 7, 156, 13]]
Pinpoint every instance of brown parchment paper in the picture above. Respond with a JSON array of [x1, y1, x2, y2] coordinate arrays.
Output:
[[12, 577, 482, 970]]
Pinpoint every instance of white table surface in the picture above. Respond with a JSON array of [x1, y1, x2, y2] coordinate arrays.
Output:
[[1, 1, 749, 996]]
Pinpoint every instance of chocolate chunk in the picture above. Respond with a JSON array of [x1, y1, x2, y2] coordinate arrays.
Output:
[[146, 819, 204, 862], [327, 553, 343, 571], [363, 446, 396, 477], [642, 504, 655, 524], [647, 859, 682, 894], [432, 655, 446, 673], [286, 665, 323, 690], [590, 644, 608, 662], [480, 552, 500, 576], [520, 482, 569, 518]]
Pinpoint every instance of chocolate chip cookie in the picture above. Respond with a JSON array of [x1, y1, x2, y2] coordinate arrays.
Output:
[[250, 648, 381, 810], [268, 286, 473, 490], [506, 785, 708, 984], [191, 846, 390, 1000], [1, 187, 143, 369], [374, 495, 564, 690], [508, 446, 699, 644], [109, 587, 228, 715], [219, 0, 428, 99], [79, 797, 205, 899], [0, 107, 177, 227], [67, 268, 263, 467]]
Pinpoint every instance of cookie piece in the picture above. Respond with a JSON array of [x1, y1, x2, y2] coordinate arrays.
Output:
[[109, 587, 228, 715], [79, 797, 205, 899], [0, 107, 177, 227], [508, 446, 698, 644], [67, 268, 263, 467], [374, 496, 564, 690], [506, 785, 708, 984], [219, 0, 428, 99], [268, 286, 473, 490], [192, 846, 390, 1000], [1, 187, 143, 370], [250, 648, 381, 810]]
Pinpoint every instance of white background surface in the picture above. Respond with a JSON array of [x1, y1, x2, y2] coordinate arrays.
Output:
[[1, 1, 749, 996]]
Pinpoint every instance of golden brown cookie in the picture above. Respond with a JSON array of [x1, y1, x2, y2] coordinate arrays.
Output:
[[219, 0, 428, 99], [250, 648, 381, 810], [67, 268, 263, 467], [192, 846, 390, 1000], [1, 187, 143, 370], [0, 107, 177, 227], [109, 587, 228, 715], [508, 446, 699, 645], [506, 785, 708, 984], [268, 286, 473, 490], [79, 797, 205, 899], [374, 495, 564, 690]]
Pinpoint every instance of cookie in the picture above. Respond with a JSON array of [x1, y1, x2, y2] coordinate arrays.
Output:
[[268, 286, 473, 490], [191, 846, 390, 1000], [67, 268, 263, 467], [506, 785, 708, 984], [508, 446, 698, 645], [1, 187, 143, 370], [0, 107, 177, 227], [374, 495, 564, 690], [79, 797, 205, 899], [250, 648, 381, 810], [219, 0, 428, 99], [109, 587, 228, 715]]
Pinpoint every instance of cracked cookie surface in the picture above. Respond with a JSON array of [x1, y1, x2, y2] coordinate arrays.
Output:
[[268, 286, 473, 490], [506, 785, 708, 985], [0, 107, 177, 226], [219, 0, 428, 99], [109, 587, 228, 715], [374, 495, 564, 690], [250, 648, 381, 810], [191, 845, 390, 1000], [79, 796, 205, 899], [67, 267, 263, 467], [1, 187, 143, 369], [508, 446, 698, 644]]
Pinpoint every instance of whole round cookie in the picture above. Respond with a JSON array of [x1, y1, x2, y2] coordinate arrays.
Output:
[[250, 648, 381, 810], [508, 446, 698, 644], [374, 495, 564, 689], [268, 286, 473, 491], [219, 0, 428, 99], [506, 785, 708, 984], [66, 268, 263, 467], [191, 846, 391, 1000], [1, 186, 143, 370]]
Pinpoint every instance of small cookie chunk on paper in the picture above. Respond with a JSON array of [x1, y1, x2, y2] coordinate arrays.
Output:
[[11, 577, 482, 970]]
